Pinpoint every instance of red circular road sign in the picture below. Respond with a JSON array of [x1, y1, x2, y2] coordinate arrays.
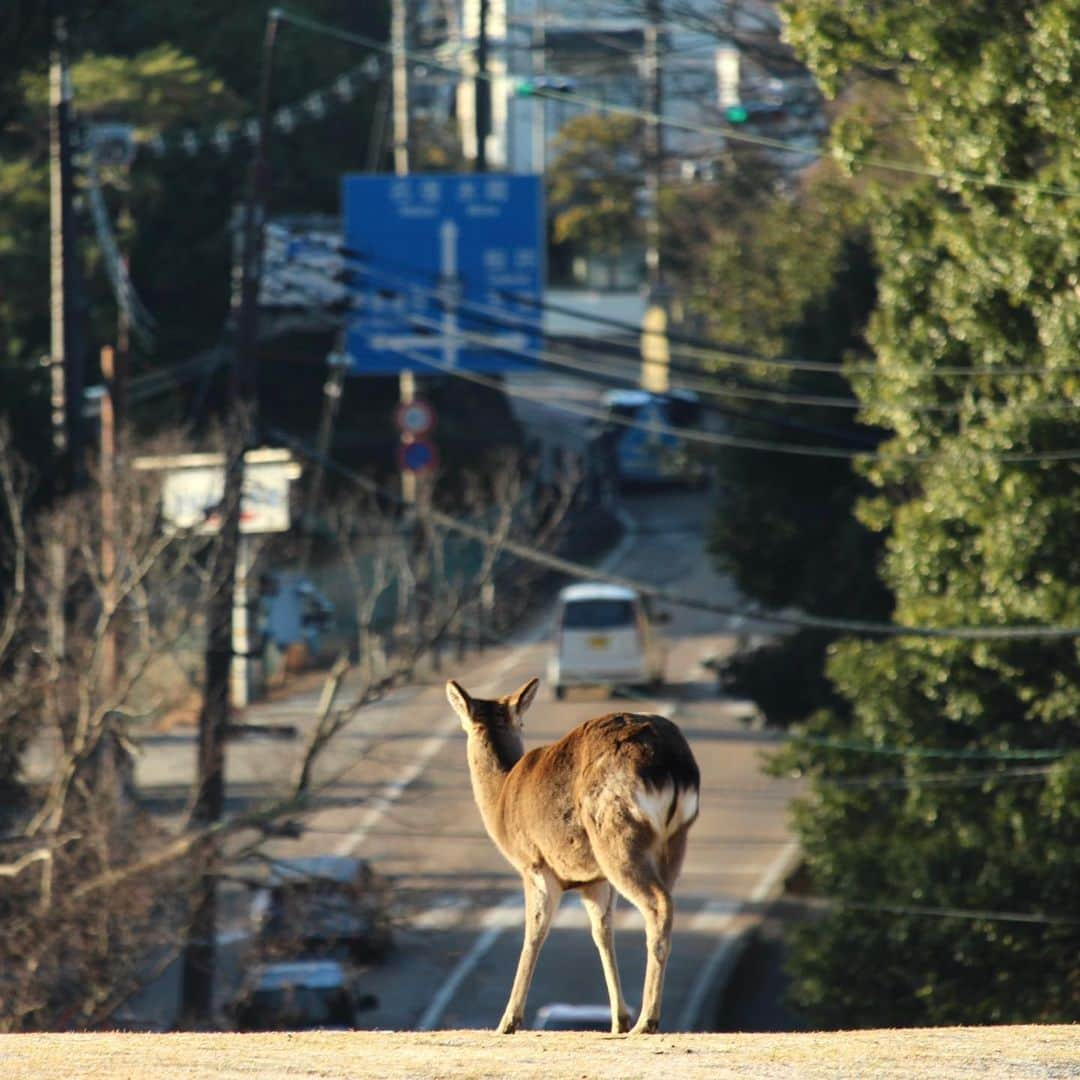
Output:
[[397, 437, 438, 475], [394, 399, 436, 437]]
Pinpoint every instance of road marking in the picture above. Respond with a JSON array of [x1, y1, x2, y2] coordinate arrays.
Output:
[[416, 895, 523, 1031], [334, 640, 548, 858], [675, 838, 801, 1032], [368, 504, 649, 1026], [412, 896, 472, 931]]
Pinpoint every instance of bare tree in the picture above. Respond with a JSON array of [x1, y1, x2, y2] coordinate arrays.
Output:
[[0, 433, 590, 1031], [0, 425, 214, 1030]]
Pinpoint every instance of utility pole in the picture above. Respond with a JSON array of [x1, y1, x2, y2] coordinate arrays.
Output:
[[48, 0, 84, 489], [642, 0, 663, 296], [46, 0, 83, 737], [390, 0, 418, 505], [640, 0, 670, 394], [531, 0, 546, 174], [475, 0, 491, 172], [391, 0, 410, 177], [48, 3, 74, 485], [299, 344, 348, 573], [179, 10, 280, 1027], [99, 345, 125, 696]]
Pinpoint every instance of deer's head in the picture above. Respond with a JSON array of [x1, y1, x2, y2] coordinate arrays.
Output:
[[446, 677, 540, 735]]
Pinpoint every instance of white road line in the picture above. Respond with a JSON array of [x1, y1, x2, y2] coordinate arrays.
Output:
[[412, 896, 472, 932], [675, 838, 801, 1032], [334, 642, 547, 859], [416, 896, 523, 1031], [335, 723, 456, 856], [688, 898, 741, 932], [406, 508, 650, 1028]]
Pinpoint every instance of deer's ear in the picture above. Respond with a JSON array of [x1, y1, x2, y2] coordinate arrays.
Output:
[[507, 677, 540, 724], [446, 680, 473, 728]]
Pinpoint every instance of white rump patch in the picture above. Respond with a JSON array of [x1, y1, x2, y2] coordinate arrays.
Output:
[[635, 783, 698, 837]]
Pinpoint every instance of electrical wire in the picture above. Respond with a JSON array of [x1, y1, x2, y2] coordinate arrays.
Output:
[[369, 332, 1080, 465], [816, 765, 1056, 789], [273, 6, 1080, 199], [802, 896, 1080, 927], [330, 236, 1080, 381], [262, 243, 1080, 459], [266, 423, 1080, 642], [339, 252, 1080, 418], [399, 311, 878, 448], [789, 737, 1066, 763]]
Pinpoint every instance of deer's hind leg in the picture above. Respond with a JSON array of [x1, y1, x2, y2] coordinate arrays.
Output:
[[499, 866, 560, 1034], [589, 819, 674, 1035], [580, 879, 630, 1033]]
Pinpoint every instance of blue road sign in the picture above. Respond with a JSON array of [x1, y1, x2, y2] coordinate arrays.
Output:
[[342, 174, 543, 375], [398, 437, 438, 475]]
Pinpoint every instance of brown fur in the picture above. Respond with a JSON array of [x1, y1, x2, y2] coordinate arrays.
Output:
[[447, 677, 700, 1035]]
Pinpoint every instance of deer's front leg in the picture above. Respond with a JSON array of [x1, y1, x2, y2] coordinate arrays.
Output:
[[498, 867, 560, 1033]]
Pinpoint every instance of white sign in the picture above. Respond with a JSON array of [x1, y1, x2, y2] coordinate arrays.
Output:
[[147, 450, 301, 535]]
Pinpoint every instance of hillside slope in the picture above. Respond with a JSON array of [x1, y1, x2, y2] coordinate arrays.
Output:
[[2, 1026, 1077, 1079]]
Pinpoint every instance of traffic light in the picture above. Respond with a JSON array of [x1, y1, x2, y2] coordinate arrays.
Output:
[[724, 104, 749, 124], [514, 75, 577, 97]]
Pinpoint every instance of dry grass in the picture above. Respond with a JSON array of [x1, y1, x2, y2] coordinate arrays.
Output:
[[1, 1027, 1077, 1079]]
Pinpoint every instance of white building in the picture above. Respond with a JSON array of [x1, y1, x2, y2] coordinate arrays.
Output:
[[454, 0, 738, 175]]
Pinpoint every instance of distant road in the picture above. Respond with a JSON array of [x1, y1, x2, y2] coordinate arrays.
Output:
[[279, 485, 801, 1033], [119, 372, 801, 1032]]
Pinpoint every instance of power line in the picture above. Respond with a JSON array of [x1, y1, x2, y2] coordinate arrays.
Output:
[[400, 312, 877, 448], [273, 6, 1080, 199], [136, 56, 386, 160], [328, 236, 1080, 381], [800, 896, 1080, 927], [266, 424, 1080, 642], [503, 288, 1080, 380], [790, 737, 1066, 763], [339, 253, 1080, 419], [818, 765, 1056, 789], [264, 242, 1080, 457], [263, 247, 1080, 459], [371, 332, 1080, 465]]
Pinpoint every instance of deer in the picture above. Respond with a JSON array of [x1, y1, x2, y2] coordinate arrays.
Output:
[[446, 676, 700, 1035]]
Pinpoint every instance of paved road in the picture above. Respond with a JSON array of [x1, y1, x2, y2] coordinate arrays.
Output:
[[172, 486, 797, 1034], [102, 368, 801, 1032]]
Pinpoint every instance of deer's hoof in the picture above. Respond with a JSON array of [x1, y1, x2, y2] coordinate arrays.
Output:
[[629, 1017, 659, 1035], [497, 1015, 521, 1034], [613, 1013, 631, 1034]]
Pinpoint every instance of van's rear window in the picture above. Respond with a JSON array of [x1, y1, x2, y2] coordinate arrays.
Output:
[[562, 599, 636, 629]]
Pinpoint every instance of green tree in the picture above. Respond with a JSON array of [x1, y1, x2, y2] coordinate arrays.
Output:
[[696, 162, 889, 727], [0, 2, 389, 459], [772, 0, 1080, 1025], [547, 113, 644, 258]]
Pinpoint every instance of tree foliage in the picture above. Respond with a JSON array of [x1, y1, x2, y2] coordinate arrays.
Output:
[[772, 0, 1080, 1026], [546, 112, 644, 256], [0, 1, 388, 462], [697, 159, 889, 727]]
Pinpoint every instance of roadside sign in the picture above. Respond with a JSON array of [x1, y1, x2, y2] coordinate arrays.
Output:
[[342, 174, 543, 375], [134, 448, 302, 535], [397, 438, 438, 475], [395, 398, 436, 437]]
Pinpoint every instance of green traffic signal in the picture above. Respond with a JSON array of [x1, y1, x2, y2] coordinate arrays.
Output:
[[514, 76, 576, 97], [725, 104, 749, 124]]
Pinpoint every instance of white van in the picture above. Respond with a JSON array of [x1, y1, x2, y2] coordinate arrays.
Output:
[[548, 583, 667, 699]]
